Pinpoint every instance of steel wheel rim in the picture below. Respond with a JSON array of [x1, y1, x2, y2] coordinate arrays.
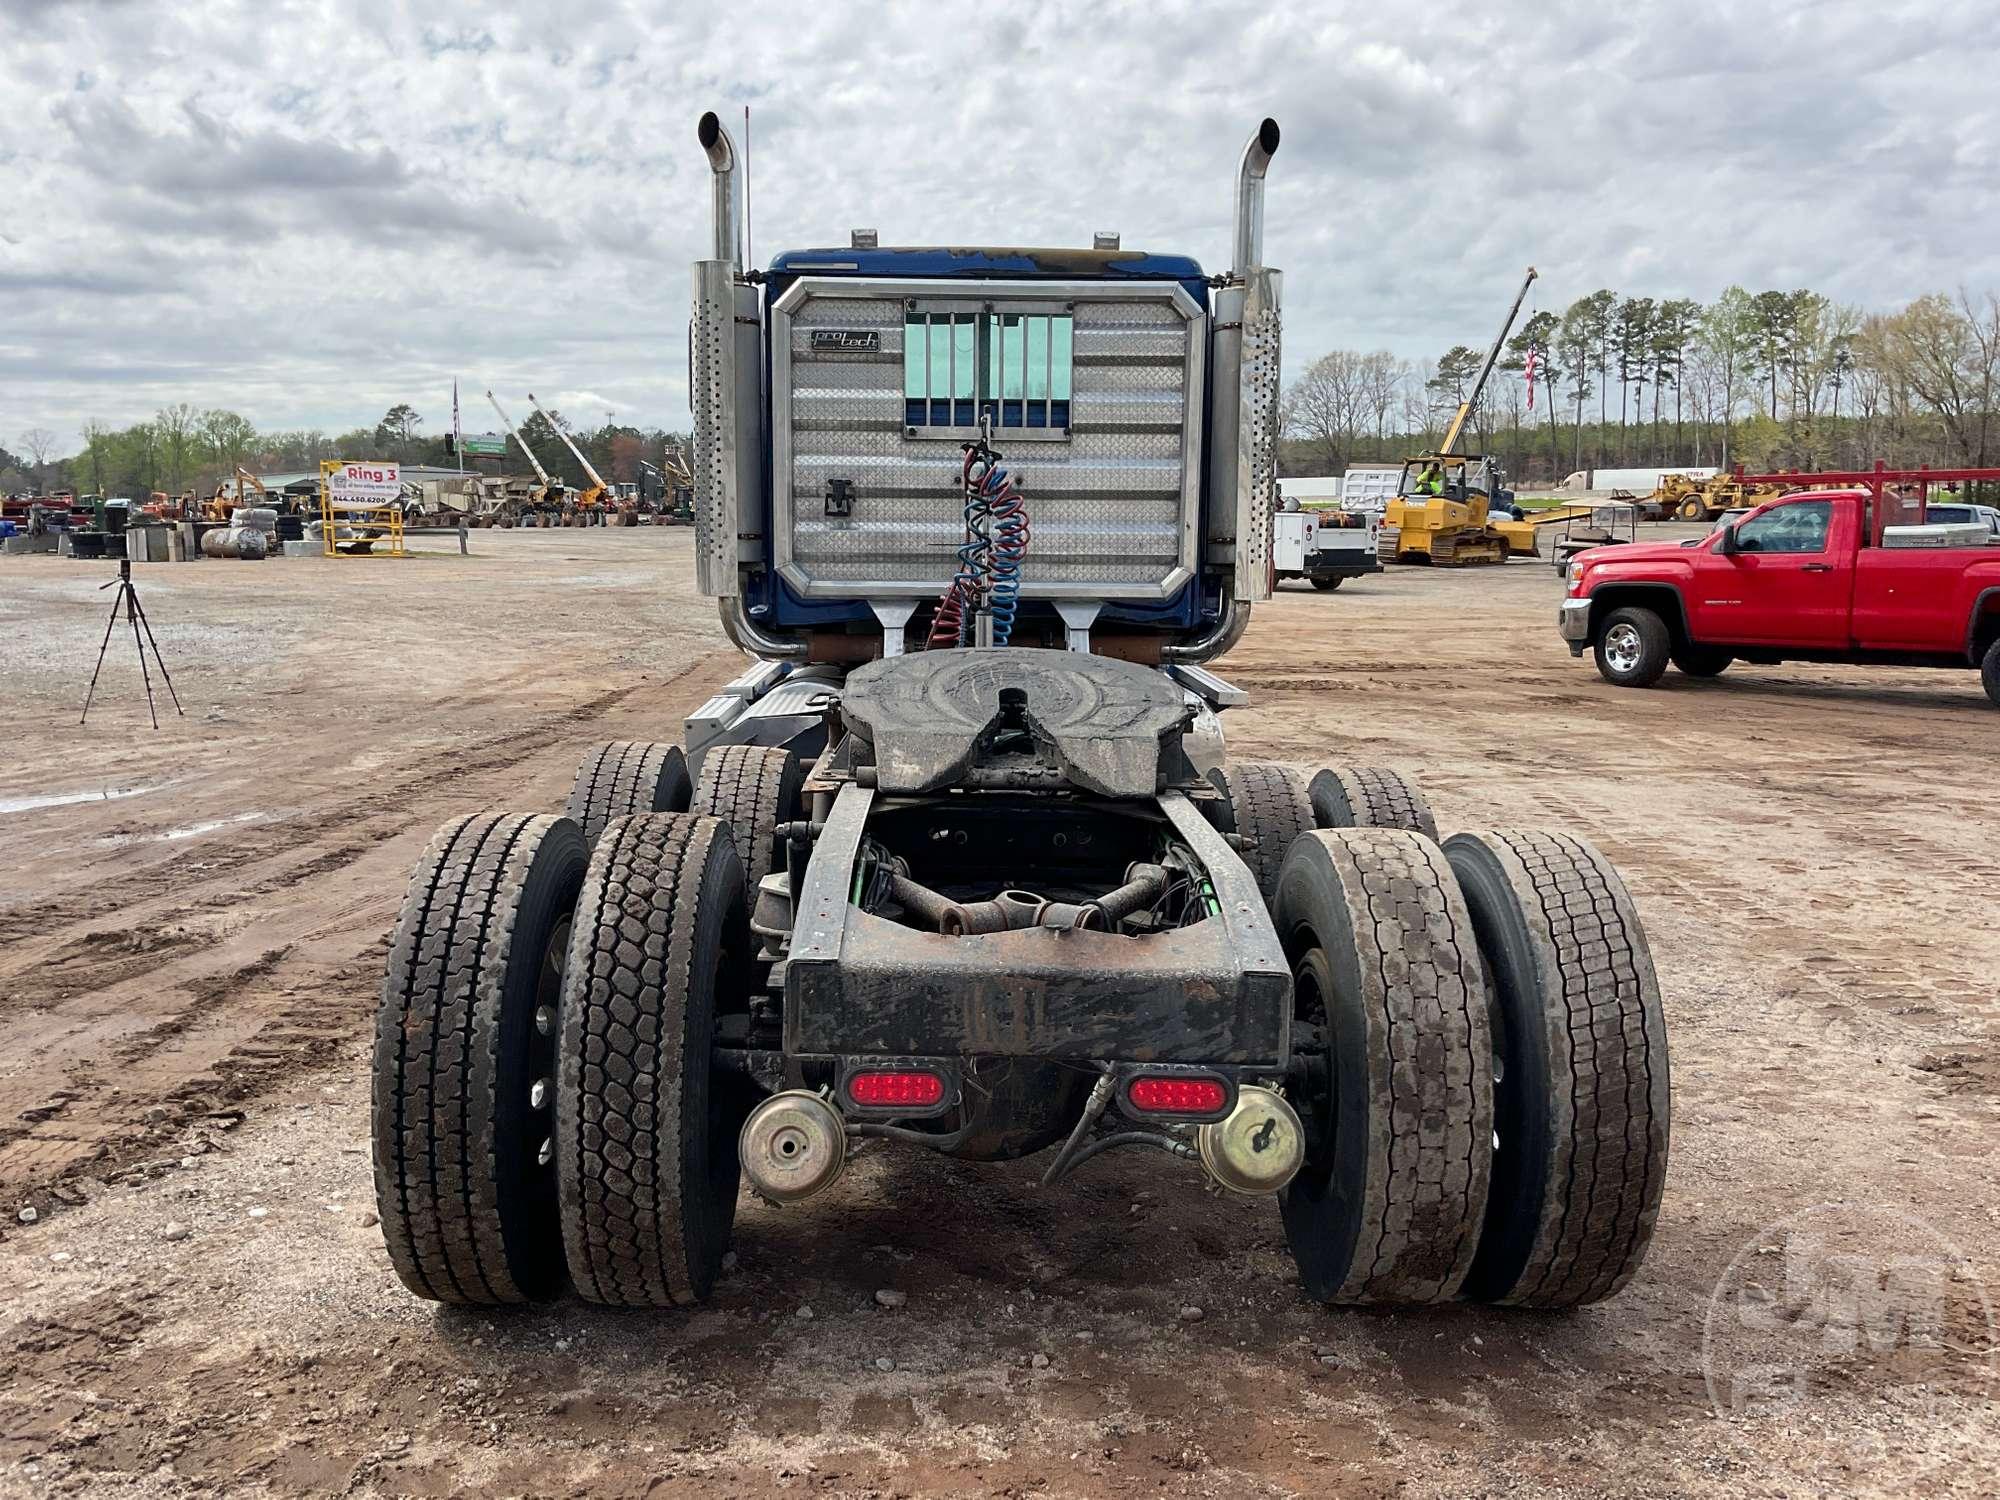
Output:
[[529, 913, 570, 1173], [1290, 943, 1337, 1166], [1604, 623, 1642, 674]]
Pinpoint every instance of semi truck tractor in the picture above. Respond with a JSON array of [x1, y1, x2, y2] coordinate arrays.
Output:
[[371, 114, 1671, 1315]]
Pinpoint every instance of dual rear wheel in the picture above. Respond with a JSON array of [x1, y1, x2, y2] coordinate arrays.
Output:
[[1229, 760, 1671, 1308], [372, 742, 801, 1308], [373, 746, 1666, 1313]]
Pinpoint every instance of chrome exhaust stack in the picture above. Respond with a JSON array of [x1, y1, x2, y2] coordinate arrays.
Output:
[[1204, 118, 1285, 624], [691, 110, 785, 643], [1230, 118, 1281, 278], [698, 110, 742, 267]]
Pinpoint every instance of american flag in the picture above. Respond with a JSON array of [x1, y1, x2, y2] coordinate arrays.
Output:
[[1524, 345, 1538, 411]]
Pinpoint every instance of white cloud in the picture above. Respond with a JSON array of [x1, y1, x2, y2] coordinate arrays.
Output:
[[3, 0, 2000, 451]]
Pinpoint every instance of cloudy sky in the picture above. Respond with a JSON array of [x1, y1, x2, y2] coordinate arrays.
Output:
[[4, 0, 1998, 455]]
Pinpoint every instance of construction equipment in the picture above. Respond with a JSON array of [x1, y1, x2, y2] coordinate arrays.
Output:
[[370, 113, 1674, 1321], [1656, 471, 1785, 523], [200, 466, 274, 522], [1379, 268, 1540, 565], [641, 448, 696, 522], [527, 393, 610, 521], [485, 390, 565, 521]]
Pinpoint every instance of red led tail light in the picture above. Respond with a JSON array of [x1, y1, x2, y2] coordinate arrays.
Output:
[[846, 1071, 946, 1108], [1127, 1076, 1228, 1115]]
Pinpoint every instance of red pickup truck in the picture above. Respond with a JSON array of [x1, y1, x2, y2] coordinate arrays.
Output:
[[1559, 488, 2000, 706]]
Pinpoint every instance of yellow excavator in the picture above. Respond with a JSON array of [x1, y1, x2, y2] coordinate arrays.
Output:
[[203, 465, 270, 521], [1379, 268, 1574, 565]]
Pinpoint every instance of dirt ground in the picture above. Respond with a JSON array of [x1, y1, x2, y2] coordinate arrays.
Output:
[[1, 528, 1995, 1498]]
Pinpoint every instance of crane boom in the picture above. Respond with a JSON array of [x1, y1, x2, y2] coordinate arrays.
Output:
[[486, 390, 554, 488], [527, 392, 609, 493], [1437, 266, 1538, 458]]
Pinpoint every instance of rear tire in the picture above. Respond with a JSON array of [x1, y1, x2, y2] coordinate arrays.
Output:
[[1275, 829, 1493, 1305], [565, 741, 691, 845], [557, 813, 753, 1307], [1444, 831, 1671, 1307], [371, 812, 586, 1304], [1981, 636, 2000, 707], [692, 745, 804, 897], [1220, 761, 1315, 911], [1671, 645, 1733, 678], [1593, 606, 1670, 688], [1309, 766, 1439, 841], [1309, 576, 1344, 591]]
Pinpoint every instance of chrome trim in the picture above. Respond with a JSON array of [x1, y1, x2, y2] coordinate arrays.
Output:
[[1160, 585, 1251, 664], [698, 112, 742, 266], [718, 597, 808, 659], [1603, 621, 1642, 674], [1231, 119, 1281, 277], [1168, 662, 1248, 708], [691, 260, 742, 596], [1558, 596, 1592, 642]]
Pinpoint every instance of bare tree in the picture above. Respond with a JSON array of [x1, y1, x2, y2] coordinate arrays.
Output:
[[1285, 351, 1366, 471], [1358, 351, 1405, 449], [154, 403, 200, 496], [19, 427, 56, 481]]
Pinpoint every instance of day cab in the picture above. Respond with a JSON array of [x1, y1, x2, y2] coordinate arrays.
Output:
[[1559, 487, 2000, 706]]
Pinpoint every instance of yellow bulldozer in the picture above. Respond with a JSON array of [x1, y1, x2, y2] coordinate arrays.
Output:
[[1378, 452, 1553, 565], [1378, 267, 1561, 566]]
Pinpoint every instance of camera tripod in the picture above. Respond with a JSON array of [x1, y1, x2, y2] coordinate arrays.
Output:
[[80, 556, 183, 729]]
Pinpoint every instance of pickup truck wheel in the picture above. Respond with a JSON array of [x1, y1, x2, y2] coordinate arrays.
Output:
[[556, 813, 754, 1307], [1444, 831, 1671, 1307], [1275, 829, 1493, 1306], [1982, 636, 2000, 707], [692, 745, 803, 899], [1671, 645, 1732, 678], [1221, 761, 1315, 911], [371, 812, 587, 1305], [1594, 606, 1670, 688], [565, 741, 691, 845], [1308, 767, 1439, 841]]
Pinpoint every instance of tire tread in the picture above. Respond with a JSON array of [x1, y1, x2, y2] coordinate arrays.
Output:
[[566, 741, 690, 845], [1223, 761, 1315, 909], [1450, 829, 1670, 1307], [691, 745, 801, 894], [1278, 828, 1492, 1305], [1309, 766, 1440, 840], [372, 811, 573, 1305], [558, 812, 740, 1307]]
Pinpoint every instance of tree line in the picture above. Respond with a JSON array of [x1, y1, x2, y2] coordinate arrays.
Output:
[[1283, 287, 2000, 485], [16, 288, 2000, 499], [5, 404, 692, 500]]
